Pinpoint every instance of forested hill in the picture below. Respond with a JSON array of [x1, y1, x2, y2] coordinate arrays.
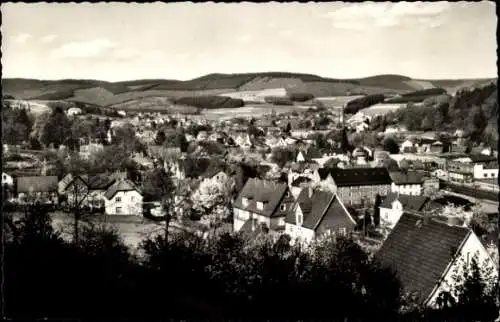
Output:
[[382, 81, 498, 146]]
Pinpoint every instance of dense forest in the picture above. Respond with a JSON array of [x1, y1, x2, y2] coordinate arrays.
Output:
[[171, 95, 245, 109], [4, 207, 498, 320], [345, 94, 386, 114]]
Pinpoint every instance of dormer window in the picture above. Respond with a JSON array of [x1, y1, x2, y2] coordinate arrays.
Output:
[[257, 201, 266, 210], [242, 197, 249, 207], [280, 204, 286, 211]]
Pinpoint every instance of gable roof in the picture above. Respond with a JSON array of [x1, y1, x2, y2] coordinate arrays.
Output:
[[380, 193, 429, 211], [389, 171, 425, 185], [469, 154, 497, 163], [233, 178, 288, 218], [318, 167, 392, 186], [104, 179, 141, 200], [374, 213, 471, 304], [17, 176, 59, 193], [286, 188, 356, 230]]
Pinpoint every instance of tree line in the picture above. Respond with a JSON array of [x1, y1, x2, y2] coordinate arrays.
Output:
[[3, 206, 498, 320]]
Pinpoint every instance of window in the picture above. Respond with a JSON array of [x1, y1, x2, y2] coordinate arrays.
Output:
[[116, 197, 122, 202], [466, 252, 470, 266], [280, 204, 286, 211], [257, 201, 264, 210], [286, 191, 290, 198], [242, 197, 248, 207], [297, 213, 303, 226], [116, 207, 122, 214], [484, 174, 487, 178], [491, 173, 495, 177], [339, 227, 347, 236], [131, 196, 135, 201]]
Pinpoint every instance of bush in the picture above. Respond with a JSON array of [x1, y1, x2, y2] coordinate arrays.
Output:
[[288, 92, 315, 102], [172, 96, 244, 109], [345, 94, 386, 114], [264, 96, 294, 105]]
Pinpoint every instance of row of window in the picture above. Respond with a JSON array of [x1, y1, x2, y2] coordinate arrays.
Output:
[[115, 196, 136, 202]]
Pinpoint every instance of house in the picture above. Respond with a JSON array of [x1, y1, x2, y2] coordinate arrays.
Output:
[[2, 172, 14, 187], [313, 167, 392, 206], [473, 160, 498, 180], [296, 151, 306, 163], [429, 141, 445, 153], [285, 188, 356, 244], [59, 172, 127, 210], [400, 139, 418, 154], [379, 193, 430, 228], [67, 107, 82, 116], [234, 133, 252, 149], [385, 124, 408, 134], [375, 213, 498, 307], [232, 178, 294, 233], [104, 179, 143, 216], [132, 152, 155, 169], [16, 176, 59, 204], [288, 162, 320, 186], [389, 171, 424, 196], [423, 177, 440, 196]]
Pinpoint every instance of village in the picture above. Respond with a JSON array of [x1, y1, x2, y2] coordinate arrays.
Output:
[[2, 97, 499, 310]]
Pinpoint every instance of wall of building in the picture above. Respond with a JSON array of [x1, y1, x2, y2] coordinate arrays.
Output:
[[473, 164, 499, 179], [391, 183, 422, 196], [380, 206, 403, 229], [105, 190, 143, 216], [426, 232, 499, 308], [337, 184, 390, 206]]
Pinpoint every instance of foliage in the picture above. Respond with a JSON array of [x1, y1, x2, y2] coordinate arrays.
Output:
[[172, 95, 244, 109], [142, 168, 175, 202], [264, 96, 294, 106], [271, 147, 297, 168], [40, 106, 72, 148], [288, 92, 315, 102], [344, 94, 386, 114], [382, 136, 400, 154], [434, 254, 499, 321], [191, 177, 232, 232], [2, 105, 33, 145]]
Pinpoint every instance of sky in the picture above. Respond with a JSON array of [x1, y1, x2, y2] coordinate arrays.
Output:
[[1, 2, 497, 81]]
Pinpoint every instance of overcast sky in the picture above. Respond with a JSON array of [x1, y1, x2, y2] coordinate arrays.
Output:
[[1, 2, 497, 81]]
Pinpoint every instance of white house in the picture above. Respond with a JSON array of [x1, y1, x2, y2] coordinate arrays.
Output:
[[232, 178, 294, 233], [2, 172, 14, 187], [104, 179, 143, 216], [379, 193, 430, 228], [473, 161, 499, 180], [389, 171, 424, 196], [375, 213, 498, 308], [284, 188, 356, 245], [67, 107, 82, 116]]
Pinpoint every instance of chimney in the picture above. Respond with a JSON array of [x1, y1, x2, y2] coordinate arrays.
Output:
[[308, 186, 314, 198]]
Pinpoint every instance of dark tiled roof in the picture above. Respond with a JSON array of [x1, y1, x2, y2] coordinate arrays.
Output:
[[389, 171, 425, 185], [318, 167, 392, 186], [233, 178, 288, 218], [87, 173, 118, 190], [469, 154, 497, 163], [374, 213, 471, 304], [104, 179, 140, 200], [17, 176, 59, 193], [286, 188, 355, 230], [380, 193, 429, 211]]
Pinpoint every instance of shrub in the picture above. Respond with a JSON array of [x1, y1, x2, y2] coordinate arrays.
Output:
[[264, 96, 294, 105]]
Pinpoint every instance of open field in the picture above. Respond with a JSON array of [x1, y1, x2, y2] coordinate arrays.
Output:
[[201, 103, 308, 120], [315, 95, 365, 107], [359, 103, 406, 117]]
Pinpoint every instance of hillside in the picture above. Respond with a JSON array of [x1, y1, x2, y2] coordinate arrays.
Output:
[[2, 73, 496, 109]]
